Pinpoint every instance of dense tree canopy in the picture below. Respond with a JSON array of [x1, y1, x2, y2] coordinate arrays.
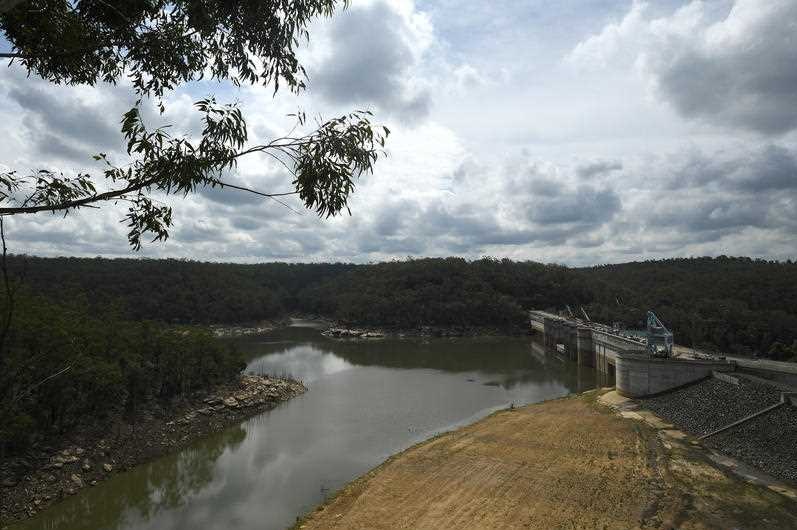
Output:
[[579, 257, 797, 360], [0, 289, 244, 454], [0, 1, 388, 453], [8, 254, 795, 360], [3, 254, 796, 454]]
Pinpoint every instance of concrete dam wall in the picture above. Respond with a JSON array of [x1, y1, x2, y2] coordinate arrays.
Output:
[[529, 310, 735, 398]]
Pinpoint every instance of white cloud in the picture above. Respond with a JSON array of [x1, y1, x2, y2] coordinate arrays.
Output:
[[569, 0, 797, 134], [2, 0, 796, 265]]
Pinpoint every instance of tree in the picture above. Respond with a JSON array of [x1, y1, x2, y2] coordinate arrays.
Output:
[[0, 0, 389, 248], [0, 1, 389, 453]]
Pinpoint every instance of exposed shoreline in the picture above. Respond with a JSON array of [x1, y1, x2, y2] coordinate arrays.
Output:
[[320, 321, 527, 339], [209, 315, 527, 340], [294, 390, 797, 529], [0, 374, 305, 528], [209, 317, 293, 338]]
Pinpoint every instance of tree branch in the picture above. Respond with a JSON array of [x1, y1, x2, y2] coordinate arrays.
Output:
[[11, 365, 72, 405], [0, 0, 29, 15], [0, 176, 159, 216], [208, 179, 298, 199], [0, 217, 12, 364]]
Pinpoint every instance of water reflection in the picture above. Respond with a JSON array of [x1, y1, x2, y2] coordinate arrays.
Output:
[[13, 325, 596, 530], [24, 426, 246, 530], [247, 344, 355, 383]]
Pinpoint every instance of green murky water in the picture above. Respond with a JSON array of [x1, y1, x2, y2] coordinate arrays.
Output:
[[12, 321, 597, 530]]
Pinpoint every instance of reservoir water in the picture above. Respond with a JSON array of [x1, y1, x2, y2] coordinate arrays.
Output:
[[14, 321, 597, 530]]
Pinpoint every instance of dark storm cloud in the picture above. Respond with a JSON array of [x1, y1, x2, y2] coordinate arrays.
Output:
[[231, 217, 262, 231], [371, 200, 413, 236], [514, 164, 622, 233], [648, 1, 797, 135], [576, 159, 622, 179], [730, 145, 797, 192], [310, 1, 431, 122], [628, 143, 797, 251], [664, 144, 797, 192], [173, 220, 222, 243], [528, 186, 621, 226], [418, 203, 535, 246], [198, 184, 265, 206], [5, 73, 126, 163], [648, 198, 770, 234], [358, 233, 426, 254]]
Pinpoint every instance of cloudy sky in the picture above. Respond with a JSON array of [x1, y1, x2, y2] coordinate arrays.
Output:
[[2, 0, 796, 265]]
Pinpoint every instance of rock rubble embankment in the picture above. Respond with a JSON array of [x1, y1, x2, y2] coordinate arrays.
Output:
[[706, 405, 797, 483], [639, 377, 784, 436], [639, 374, 797, 485]]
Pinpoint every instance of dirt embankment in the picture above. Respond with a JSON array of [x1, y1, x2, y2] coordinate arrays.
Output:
[[296, 392, 797, 530], [0, 374, 305, 527]]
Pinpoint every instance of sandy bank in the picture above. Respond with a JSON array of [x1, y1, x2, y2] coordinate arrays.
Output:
[[296, 391, 797, 530]]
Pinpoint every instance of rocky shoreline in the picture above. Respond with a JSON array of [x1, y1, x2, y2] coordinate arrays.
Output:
[[208, 316, 523, 340], [0, 374, 305, 528], [210, 318, 291, 338], [322, 323, 525, 339]]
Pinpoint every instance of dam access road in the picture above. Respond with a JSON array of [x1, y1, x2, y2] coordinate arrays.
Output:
[[296, 391, 797, 530]]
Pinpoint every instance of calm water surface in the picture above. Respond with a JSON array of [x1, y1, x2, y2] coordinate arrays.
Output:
[[15, 321, 597, 530]]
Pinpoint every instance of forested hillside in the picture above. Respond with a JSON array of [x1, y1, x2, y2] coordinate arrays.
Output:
[[0, 290, 244, 454], [5, 255, 797, 360], [579, 257, 797, 360], [6, 257, 355, 323], [296, 258, 591, 332]]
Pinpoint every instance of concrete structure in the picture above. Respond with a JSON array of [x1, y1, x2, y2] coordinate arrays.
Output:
[[615, 354, 734, 398], [529, 310, 736, 398]]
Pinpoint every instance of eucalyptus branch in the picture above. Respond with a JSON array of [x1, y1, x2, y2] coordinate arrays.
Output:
[[1, 103, 386, 247], [0, 176, 160, 216]]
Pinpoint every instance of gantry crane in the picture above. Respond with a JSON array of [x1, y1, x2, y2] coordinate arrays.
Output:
[[646, 311, 673, 357]]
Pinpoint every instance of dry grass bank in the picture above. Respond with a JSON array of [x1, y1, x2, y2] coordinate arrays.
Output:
[[296, 392, 797, 529]]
